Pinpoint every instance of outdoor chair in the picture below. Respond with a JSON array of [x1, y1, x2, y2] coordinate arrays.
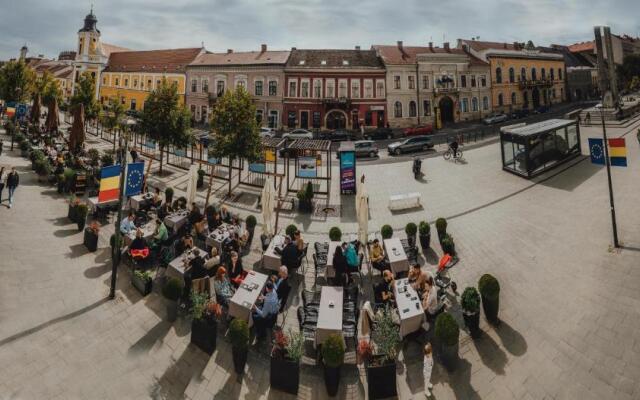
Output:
[[312, 254, 327, 286], [302, 289, 321, 309]]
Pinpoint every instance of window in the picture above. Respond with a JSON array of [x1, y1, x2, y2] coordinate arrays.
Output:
[[342, 60, 349, 66], [190, 105, 197, 118], [472, 97, 478, 111], [495, 68, 502, 84], [498, 93, 504, 106], [408, 76, 415, 90], [511, 92, 517, 105], [552, 88, 556, 98], [102, 77, 107, 85], [460, 75, 467, 88], [461, 98, 469, 113], [338, 80, 347, 98], [558, 68, 563, 80], [521, 67, 526, 81], [115, 78, 120, 86], [312, 111, 321, 128], [156, 80, 160, 88], [268, 80, 277, 96], [351, 80, 360, 98], [480, 75, 487, 87], [301, 81, 309, 98], [394, 75, 401, 89], [326, 80, 335, 98], [550, 69, 555, 81], [364, 80, 373, 98], [256, 109, 263, 124], [314, 80, 322, 98], [409, 101, 417, 117], [321, 60, 327, 65], [422, 75, 430, 89], [541, 68, 546, 80], [509, 68, 515, 83], [288, 80, 297, 97], [202, 79, 209, 93], [483, 96, 489, 110], [298, 60, 305, 65], [394, 102, 402, 118], [133, 79, 138, 88], [376, 80, 385, 97], [531, 68, 537, 80], [287, 111, 296, 128], [147, 79, 152, 90], [124, 78, 129, 88], [471, 75, 476, 88], [216, 80, 225, 96], [269, 110, 279, 128], [130, 99, 137, 111], [560, 88, 564, 98], [120, 96, 125, 105], [191, 79, 197, 93], [201, 106, 207, 122], [423, 100, 431, 116]]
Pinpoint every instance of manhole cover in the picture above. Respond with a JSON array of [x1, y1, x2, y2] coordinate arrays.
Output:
[[314, 204, 341, 217]]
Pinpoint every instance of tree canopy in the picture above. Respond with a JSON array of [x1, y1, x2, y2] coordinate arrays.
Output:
[[617, 54, 640, 91], [0, 59, 35, 102], [100, 95, 126, 132], [70, 71, 99, 120], [36, 71, 62, 107]]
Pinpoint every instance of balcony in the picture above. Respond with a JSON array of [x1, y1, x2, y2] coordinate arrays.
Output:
[[434, 86, 459, 94], [208, 92, 224, 104], [518, 79, 554, 89], [322, 96, 351, 108]]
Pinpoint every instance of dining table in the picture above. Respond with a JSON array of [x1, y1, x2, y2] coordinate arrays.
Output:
[[205, 223, 236, 251], [164, 210, 189, 231], [315, 286, 344, 347], [262, 234, 286, 271], [393, 278, 425, 337], [167, 246, 207, 277], [384, 237, 410, 275], [228, 271, 269, 324], [130, 192, 154, 211], [125, 221, 157, 246]]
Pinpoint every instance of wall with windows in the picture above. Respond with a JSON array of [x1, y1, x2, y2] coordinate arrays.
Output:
[[99, 71, 186, 111]]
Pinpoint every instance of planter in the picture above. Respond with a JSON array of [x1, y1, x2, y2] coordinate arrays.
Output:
[[232, 347, 248, 375], [191, 317, 217, 355], [197, 176, 204, 189], [366, 358, 397, 399], [21, 149, 29, 157], [166, 300, 178, 322], [68, 204, 78, 223], [270, 356, 300, 395], [83, 228, 99, 252], [481, 295, 499, 324], [132, 273, 153, 296], [297, 199, 313, 213], [57, 181, 64, 193], [438, 341, 459, 371], [407, 233, 417, 248], [419, 232, 431, 251], [323, 365, 341, 397], [463, 310, 481, 338], [77, 217, 86, 231]]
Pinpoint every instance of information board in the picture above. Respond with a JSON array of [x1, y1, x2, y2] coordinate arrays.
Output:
[[339, 151, 356, 194]]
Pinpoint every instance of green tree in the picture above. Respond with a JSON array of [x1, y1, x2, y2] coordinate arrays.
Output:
[[140, 78, 193, 174], [209, 87, 262, 195], [101, 95, 126, 152], [0, 59, 35, 102], [70, 71, 99, 121], [36, 71, 62, 107], [617, 54, 640, 91]]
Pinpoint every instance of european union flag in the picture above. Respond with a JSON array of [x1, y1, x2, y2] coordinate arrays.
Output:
[[125, 162, 145, 197], [589, 138, 605, 165]]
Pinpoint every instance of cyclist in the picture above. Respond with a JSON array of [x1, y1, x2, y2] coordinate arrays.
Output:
[[449, 139, 459, 159]]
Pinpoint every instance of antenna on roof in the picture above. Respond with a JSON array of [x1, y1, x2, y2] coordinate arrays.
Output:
[[90, 3, 94, 14]]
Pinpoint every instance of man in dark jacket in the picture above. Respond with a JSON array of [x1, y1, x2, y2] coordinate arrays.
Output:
[[279, 236, 300, 271], [274, 266, 291, 313], [6, 167, 19, 208]]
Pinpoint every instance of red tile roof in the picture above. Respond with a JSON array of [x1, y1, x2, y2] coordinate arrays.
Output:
[[190, 50, 290, 66], [104, 48, 203, 74], [373, 45, 488, 66], [286, 49, 384, 69], [464, 40, 518, 52], [102, 43, 132, 58], [567, 41, 595, 53]]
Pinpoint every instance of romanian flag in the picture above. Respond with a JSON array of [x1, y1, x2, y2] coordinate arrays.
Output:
[[98, 165, 121, 203], [608, 138, 627, 167]]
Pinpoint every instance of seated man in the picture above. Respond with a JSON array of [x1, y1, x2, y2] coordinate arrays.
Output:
[[192, 215, 207, 240], [174, 234, 194, 256], [152, 218, 169, 247], [369, 239, 388, 272], [151, 187, 163, 208], [129, 229, 150, 261], [188, 202, 202, 226], [408, 263, 428, 293], [373, 270, 395, 307], [252, 281, 279, 339], [274, 266, 291, 313], [279, 236, 300, 272], [120, 212, 136, 235]]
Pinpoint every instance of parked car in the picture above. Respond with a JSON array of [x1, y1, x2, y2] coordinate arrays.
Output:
[[534, 105, 550, 114], [363, 127, 394, 140], [354, 140, 379, 158], [321, 129, 353, 141], [404, 124, 434, 136], [282, 129, 313, 140], [510, 109, 530, 119], [260, 127, 275, 138], [387, 136, 434, 155], [482, 113, 509, 125]]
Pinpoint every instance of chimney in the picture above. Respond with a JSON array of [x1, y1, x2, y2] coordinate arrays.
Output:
[[443, 42, 450, 52], [397, 41, 403, 50], [261, 44, 267, 53], [429, 42, 433, 51], [227, 49, 233, 54], [355, 45, 361, 51]]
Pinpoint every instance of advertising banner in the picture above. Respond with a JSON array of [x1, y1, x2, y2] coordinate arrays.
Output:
[[298, 156, 317, 178], [339, 151, 356, 194]]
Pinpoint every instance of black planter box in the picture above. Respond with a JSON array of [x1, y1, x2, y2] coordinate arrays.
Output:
[[366, 359, 397, 399], [438, 341, 459, 371], [83, 228, 99, 252], [232, 348, 248, 375], [419, 233, 431, 250], [131, 273, 153, 296], [270, 356, 300, 395], [463, 311, 481, 338], [191, 318, 217, 355], [323, 365, 341, 397], [481, 295, 500, 324], [68, 205, 78, 223]]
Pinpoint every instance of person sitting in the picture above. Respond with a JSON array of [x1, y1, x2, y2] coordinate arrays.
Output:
[[208, 211, 222, 229], [213, 266, 234, 307], [252, 281, 279, 339], [129, 229, 150, 261], [220, 206, 231, 223], [192, 215, 207, 240], [151, 187, 162, 208], [449, 139, 459, 159], [188, 202, 202, 226], [120, 212, 136, 235], [228, 251, 245, 287], [369, 239, 388, 272], [294, 230, 305, 252], [333, 245, 349, 287], [279, 236, 300, 272], [174, 234, 193, 256], [152, 218, 169, 247], [223, 232, 241, 256], [422, 273, 443, 324], [157, 202, 171, 221], [205, 205, 217, 227], [374, 270, 395, 307], [344, 241, 359, 273], [274, 266, 291, 313], [408, 263, 428, 293], [204, 246, 221, 271]]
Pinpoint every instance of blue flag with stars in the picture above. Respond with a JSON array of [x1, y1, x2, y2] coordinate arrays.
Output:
[[589, 138, 605, 165], [125, 162, 145, 196]]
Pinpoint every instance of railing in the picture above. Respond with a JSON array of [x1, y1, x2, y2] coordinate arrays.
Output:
[[518, 79, 554, 89], [434, 87, 459, 94]]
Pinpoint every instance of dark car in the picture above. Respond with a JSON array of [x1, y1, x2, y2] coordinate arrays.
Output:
[[321, 129, 353, 141], [534, 106, 550, 114], [363, 127, 394, 140], [387, 135, 434, 155], [404, 125, 434, 136], [510, 109, 530, 119]]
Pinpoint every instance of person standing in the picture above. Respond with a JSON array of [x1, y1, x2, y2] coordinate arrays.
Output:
[[423, 343, 434, 397], [6, 167, 19, 208], [0, 167, 5, 203]]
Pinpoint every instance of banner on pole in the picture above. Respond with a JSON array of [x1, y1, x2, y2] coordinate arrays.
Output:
[[589, 138, 604, 165], [608, 138, 627, 167]]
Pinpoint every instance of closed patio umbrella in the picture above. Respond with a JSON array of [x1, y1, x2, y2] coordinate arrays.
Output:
[[357, 181, 369, 244], [69, 103, 85, 153], [186, 164, 199, 206], [45, 97, 60, 135], [31, 94, 41, 125], [261, 176, 275, 236]]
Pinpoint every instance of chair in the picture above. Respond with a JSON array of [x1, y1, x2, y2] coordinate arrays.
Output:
[[296, 243, 309, 275], [312, 254, 326, 286], [302, 289, 321, 309]]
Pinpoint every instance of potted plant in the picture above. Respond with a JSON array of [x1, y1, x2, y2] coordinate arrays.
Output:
[[67, 196, 80, 222], [229, 318, 250, 375], [365, 307, 401, 399], [441, 234, 456, 256], [165, 187, 174, 205], [35, 159, 51, 182], [405, 222, 417, 248], [381, 224, 393, 240], [285, 224, 298, 239], [76, 203, 89, 231], [270, 329, 304, 394], [87, 148, 100, 167], [190, 292, 221, 355], [56, 174, 65, 193], [321, 333, 345, 397], [19, 140, 31, 157], [132, 270, 153, 296], [63, 168, 76, 193], [162, 278, 184, 322], [100, 153, 114, 167], [478, 274, 500, 324], [434, 312, 460, 371], [418, 221, 431, 251], [329, 227, 342, 242], [461, 287, 481, 338], [245, 215, 257, 245], [296, 181, 314, 213], [435, 217, 447, 242], [197, 168, 205, 188], [83, 220, 100, 252]]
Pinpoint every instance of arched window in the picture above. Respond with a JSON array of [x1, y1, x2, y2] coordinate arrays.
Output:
[[558, 68, 563, 80], [511, 92, 517, 105], [550, 69, 555, 81], [521, 67, 526, 81], [495, 67, 502, 84], [498, 93, 504, 107], [408, 101, 417, 117], [508, 68, 515, 83], [482, 96, 489, 111], [394, 101, 403, 118], [541, 68, 546, 79], [531, 68, 537, 81], [472, 97, 478, 111]]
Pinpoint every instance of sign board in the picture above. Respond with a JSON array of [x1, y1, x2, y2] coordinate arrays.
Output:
[[298, 156, 317, 178], [16, 103, 27, 118], [370, 105, 385, 111], [339, 151, 356, 194]]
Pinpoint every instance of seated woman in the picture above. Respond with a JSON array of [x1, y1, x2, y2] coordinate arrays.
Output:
[[213, 267, 235, 307], [188, 203, 202, 226], [151, 187, 163, 208], [369, 239, 388, 272], [209, 212, 222, 229], [205, 205, 217, 228], [129, 229, 150, 260], [408, 264, 428, 293], [422, 273, 443, 324], [220, 206, 231, 223], [228, 251, 245, 287], [294, 230, 305, 252], [192, 215, 207, 241], [157, 201, 172, 221], [344, 242, 359, 273], [333, 245, 349, 287], [204, 247, 220, 271]]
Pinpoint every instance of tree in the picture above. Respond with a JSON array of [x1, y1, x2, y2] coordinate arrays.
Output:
[[101, 95, 126, 152], [70, 71, 99, 121], [35, 71, 62, 107], [0, 59, 35, 102], [617, 54, 640, 92], [209, 87, 262, 195], [140, 78, 193, 174]]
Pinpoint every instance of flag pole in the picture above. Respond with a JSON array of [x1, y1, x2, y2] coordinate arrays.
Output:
[[599, 103, 620, 248], [109, 128, 130, 299]]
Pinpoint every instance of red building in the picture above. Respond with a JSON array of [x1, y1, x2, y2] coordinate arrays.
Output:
[[283, 48, 387, 131]]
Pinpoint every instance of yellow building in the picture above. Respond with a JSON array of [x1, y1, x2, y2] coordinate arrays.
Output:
[[99, 48, 204, 112], [459, 40, 566, 113]]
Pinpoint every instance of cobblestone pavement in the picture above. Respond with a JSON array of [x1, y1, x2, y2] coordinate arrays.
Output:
[[0, 117, 639, 400]]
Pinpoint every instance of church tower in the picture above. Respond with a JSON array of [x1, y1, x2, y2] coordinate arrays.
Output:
[[19, 44, 28, 60], [72, 7, 107, 98]]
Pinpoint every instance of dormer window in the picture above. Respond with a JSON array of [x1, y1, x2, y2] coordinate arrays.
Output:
[[298, 60, 305, 65]]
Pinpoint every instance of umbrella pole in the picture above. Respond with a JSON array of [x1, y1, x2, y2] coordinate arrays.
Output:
[[205, 164, 215, 208], [273, 175, 284, 234]]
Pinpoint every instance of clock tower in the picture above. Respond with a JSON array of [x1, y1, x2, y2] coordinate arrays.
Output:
[[72, 7, 107, 98]]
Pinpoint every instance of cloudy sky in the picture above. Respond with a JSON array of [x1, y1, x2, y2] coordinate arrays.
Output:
[[1, 0, 639, 60]]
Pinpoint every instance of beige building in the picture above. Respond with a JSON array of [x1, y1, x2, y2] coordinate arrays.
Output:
[[186, 45, 290, 128]]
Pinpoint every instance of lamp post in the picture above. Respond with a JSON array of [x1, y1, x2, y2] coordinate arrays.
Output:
[[597, 97, 619, 248]]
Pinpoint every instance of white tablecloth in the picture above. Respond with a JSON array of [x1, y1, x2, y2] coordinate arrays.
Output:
[[130, 193, 154, 211], [262, 235, 286, 271], [315, 286, 344, 346], [393, 278, 425, 337], [384, 237, 410, 275], [228, 271, 269, 323], [205, 223, 236, 251], [167, 246, 207, 277], [164, 211, 188, 231]]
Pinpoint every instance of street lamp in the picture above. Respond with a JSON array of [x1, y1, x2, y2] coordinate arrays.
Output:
[[596, 97, 619, 248]]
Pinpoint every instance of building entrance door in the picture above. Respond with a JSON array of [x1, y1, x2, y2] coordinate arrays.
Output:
[[438, 96, 454, 125], [326, 110, 346, 130], [300, 111, 309, 129], [532, 88, 541, 108]]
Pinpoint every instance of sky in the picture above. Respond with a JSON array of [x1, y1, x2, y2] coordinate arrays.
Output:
[[1, 0, 639, 60]]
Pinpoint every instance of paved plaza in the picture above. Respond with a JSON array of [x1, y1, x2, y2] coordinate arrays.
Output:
[[1, 118, 640, 400]]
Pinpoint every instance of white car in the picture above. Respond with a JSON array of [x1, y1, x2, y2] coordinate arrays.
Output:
[[260, 127, 275, 138], [282, 129, 313, 140]]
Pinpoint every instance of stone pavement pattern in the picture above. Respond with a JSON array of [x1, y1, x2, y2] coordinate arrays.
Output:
[[0, 119, 639, 399]]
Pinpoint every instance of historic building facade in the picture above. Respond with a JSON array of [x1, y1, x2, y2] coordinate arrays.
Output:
[[283, 48, 387, 131], [374, 42, 491, 128], [459, 40, 566, 113], [186, 46, 289, 128], [72, 9, 108, 99], [99, 48, 204, 112]]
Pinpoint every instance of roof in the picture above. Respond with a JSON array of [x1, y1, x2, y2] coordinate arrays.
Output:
[[545, 45, 596, 68], [568, 41, 595, 53], [261, 137, 286, 148], [373, 44, 488, 66], [104, 48, 203, 74], [464, 40, 518, 52], [505, 119, 575, 137], [190, 50, 290, 66], [287, 138, 331, 151], [286, 49, 383, 69], [102, 43, 132, 58]]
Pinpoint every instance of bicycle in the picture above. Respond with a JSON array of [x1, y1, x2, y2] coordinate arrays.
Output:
[[443, 147, 463, 161]]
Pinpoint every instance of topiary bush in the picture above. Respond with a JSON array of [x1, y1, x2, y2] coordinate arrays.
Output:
[[435, 312, 460, 347], [329, 227, 342, 241], [405, 222, 417, 236], [461, 287, 480, 314], [245, 215, 257, 229], [286, 224, 298, 238], [165, 187, 174, 204], [229, 318, 250, 351], [478, 274, 500, 323], [441, 234, 456, 256], [321, 334, 345, 368], [435, 217, 447, 236], [381, 224, 393, 239], [100, 153, 114, 167], [418, 221, 430, 235], [162, 278, 184, 301]]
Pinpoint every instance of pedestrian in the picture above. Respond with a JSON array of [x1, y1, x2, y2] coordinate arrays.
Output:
[[130, 148, 138, 163], [0, 167, 5, 203], [0, 140, 3, 156], [585, 112, 591, 125], [423, 343, 434, 397], [6, 167, 19, 208]]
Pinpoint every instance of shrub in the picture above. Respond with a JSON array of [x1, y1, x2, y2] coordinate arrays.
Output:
[[229, 319, 250, 351], [321, 334, 345, 368], [87, 148, 100, 166], [109, 233, 123, 249], [441, 234, 455, 255], [76, 203, 89, 220], [435, 312, 460, 347], [285, 224, 298, 238], [19, 141, 30, 151], [435, 218, 447, 236], [35, 159, 51, 176], [461, 287, 480, 314], [304, 181, 314, 200], [329, 227, 342, 241], [371, 306, 401, 363], [197, 168, 206, 178], [418, 221, 430, 235], [165, 187, 174, 203], [100, 153, 114, 167], [245, 215, 257, 229], [381, 224, 393, 239], [273, 329, 304, 362], [190, 291, 209, 320], [31, 149, 45, 162], [478, 274, 500, 301], [405, 222, 417, 236], [162, 278, 184, 301]]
